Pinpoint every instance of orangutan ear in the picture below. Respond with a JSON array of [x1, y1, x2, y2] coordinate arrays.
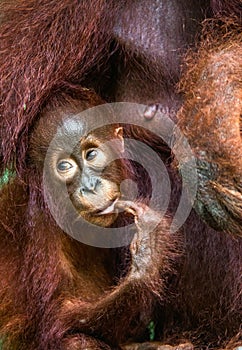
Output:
[[114, 127, 124, 153]]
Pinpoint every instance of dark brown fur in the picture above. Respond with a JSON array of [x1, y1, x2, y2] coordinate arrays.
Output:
[[0, 1, 241, 349]]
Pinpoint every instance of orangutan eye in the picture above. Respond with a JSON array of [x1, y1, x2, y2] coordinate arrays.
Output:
[[57, 160, 73, 172], [85, 149, 98, 161], [56, 159, 78, 179]]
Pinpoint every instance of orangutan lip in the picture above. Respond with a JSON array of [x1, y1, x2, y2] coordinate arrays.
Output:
[[96, 197, 119, 215]]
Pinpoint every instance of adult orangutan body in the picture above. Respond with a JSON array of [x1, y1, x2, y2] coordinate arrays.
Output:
[[0, 1, 241, 350]]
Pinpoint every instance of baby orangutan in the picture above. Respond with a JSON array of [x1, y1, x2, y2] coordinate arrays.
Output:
[[0, 90, 175, 350]]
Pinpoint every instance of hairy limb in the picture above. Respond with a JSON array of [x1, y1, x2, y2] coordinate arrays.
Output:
[[62, 334, 112, 350], [177, 25, 242, 235], [121, 342, 193, 350], [59, 202, 174, 345]]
